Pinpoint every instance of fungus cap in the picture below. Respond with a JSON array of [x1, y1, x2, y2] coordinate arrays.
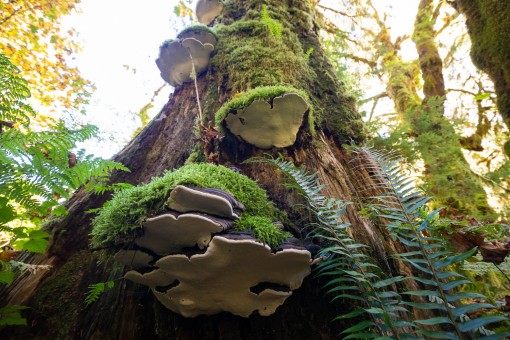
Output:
[[156, 37, 214, 87], [168, 185, 244, 219], [196, 0, 224, 25], [225, 93, 309, 149], [135, 212, 233, 255], [124, 235, 312, 317]]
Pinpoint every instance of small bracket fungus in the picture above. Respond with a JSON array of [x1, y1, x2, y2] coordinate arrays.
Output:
[[125, 235, 312, 317], [225, 93, 309, 149], [135, 212, 233, 255], [156, 29, 216, 87], [196, 0, 224, 25], [168, 185, 244, 219]]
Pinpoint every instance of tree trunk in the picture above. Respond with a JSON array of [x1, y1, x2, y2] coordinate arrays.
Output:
[[369, 0, 494, 219], [455, 0, 510, 133], [1, 1, 416, 338]]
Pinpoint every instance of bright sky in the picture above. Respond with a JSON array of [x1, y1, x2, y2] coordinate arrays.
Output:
[[64, 0, 195, 158]]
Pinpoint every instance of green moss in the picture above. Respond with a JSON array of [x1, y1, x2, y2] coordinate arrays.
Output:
[[177, 24, 217, 40], [461, 0, 510, 125], [235, 215, 292, 248], [207, 11, 364, 142], [211, 20, 314, 93], [214, 85, 313, 132], [91, 163, 288, 249]]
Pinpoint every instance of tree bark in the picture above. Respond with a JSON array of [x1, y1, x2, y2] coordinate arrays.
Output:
[[455, 0, 510, 131], [1, 1, 418, 338]]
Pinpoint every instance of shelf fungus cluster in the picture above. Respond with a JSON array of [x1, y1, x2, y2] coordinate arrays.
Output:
[[224, 92, 310, 149], [196, 0, 224, 25], [156, 28, 216, 87], [112, 184, 312, 318]]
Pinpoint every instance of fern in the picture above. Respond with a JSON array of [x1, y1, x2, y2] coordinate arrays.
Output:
[[261, 5, 283, 39], [0, 53, 34, 128], [250, 156, 416, 339], [85, 280, 114, 306], [0, 53, 128, 237], [352, 146, 509, 339]]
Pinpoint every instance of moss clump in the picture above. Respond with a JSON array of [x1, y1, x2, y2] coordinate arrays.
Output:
[[214, 85, 313, 132], [211, 20, 315, 95], [91, 163, 287, 249], [235, 215, 291, 248], [177, 24, 217, 40]]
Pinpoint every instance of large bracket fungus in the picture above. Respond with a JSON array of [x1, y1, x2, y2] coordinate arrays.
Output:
[[91, 163, 313, 318], [225, 92, 309, 149], [156, 28, 216, 87], [126, 235, 311, 317], [196, 0, 224, 25]]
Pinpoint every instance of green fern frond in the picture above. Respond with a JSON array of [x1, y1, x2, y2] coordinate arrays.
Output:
[[249, 156, 416, 339], [85, 280, 114, 306], [352, 145, 509, 339], [0, 53, 34, 127], [261, 5, 283, 39]]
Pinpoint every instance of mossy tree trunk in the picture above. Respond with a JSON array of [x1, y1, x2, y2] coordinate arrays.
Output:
[[454, 0, 510, 157], [2, 1, 419, 338], [455, 0, 510, 131]]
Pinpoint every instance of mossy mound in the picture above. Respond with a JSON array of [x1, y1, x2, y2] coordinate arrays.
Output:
[[91, 163, 289, 249], [176, 24, 217, 40], [214, 85, 313, 132], [211, 20, 314, 93]]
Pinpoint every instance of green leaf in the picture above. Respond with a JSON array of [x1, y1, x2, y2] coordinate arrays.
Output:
[[21, 238, 48, 253], [341, 320, 375, 334], [474, 92, 491, 100], [0, 305, 28, 326], [28, 229, 50, 239], [333, 309, 366, 320], [458, 316, 508, 333], [51, 205, 68, 216], [414, 317, 453, 325], [0, 197, 16, 224], [433, 248, 477, 269], [451, 303, 494, 317], [418, 330, 457, 339], [441, 279, 472, 291], [0, 270, 15, 284], [446, 292, 486, 302], [372, 276, 406, 288]]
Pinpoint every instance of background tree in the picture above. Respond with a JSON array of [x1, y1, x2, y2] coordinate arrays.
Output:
[[0, 0, 93, 115], [318, 0, 509, 220]]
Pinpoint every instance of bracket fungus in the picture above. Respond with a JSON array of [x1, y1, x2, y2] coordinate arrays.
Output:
[[156, 28, 216, 87], [125, 234, 312, 317], [135, 212, 233, 255], [196, 0, 224, 25], [224, 92, 309, 149], [91, 163, 313, 317], [168, 185, 244, 219]]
